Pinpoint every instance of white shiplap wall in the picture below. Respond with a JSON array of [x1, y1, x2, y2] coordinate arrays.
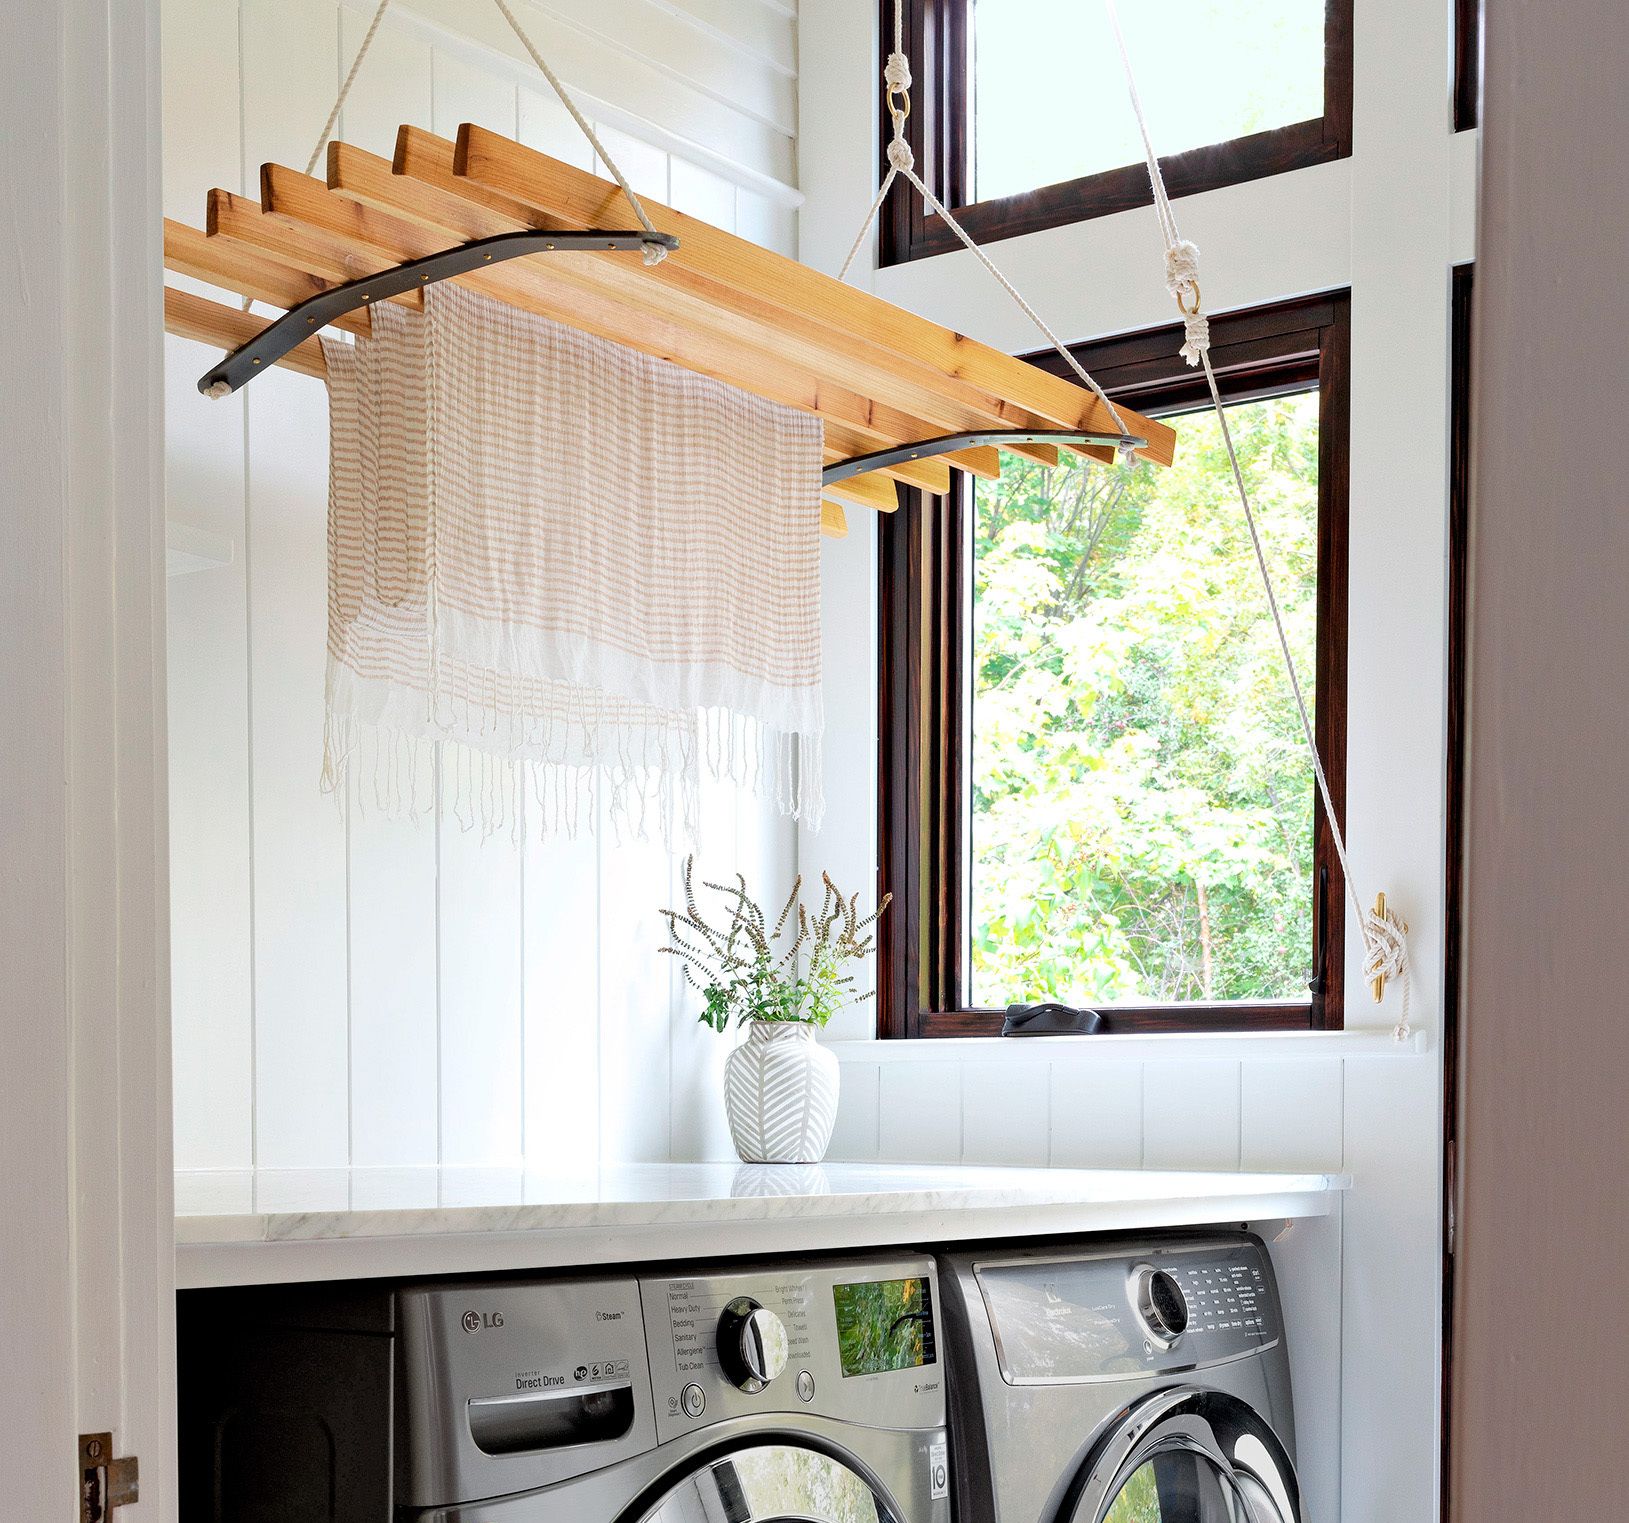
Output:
[[164, 0, 799, 1178]]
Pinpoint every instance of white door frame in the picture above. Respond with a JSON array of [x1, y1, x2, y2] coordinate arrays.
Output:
[[1, 0, 174, 1515]]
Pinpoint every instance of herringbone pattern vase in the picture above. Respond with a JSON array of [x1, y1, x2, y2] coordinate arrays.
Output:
[[724, 1022, 840, 1164]]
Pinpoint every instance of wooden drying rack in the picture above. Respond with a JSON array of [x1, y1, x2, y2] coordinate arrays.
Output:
[[163, 122, 1177, 539]]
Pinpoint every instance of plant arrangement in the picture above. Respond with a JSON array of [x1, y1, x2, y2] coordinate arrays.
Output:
[[660, 856, 890, 1032]]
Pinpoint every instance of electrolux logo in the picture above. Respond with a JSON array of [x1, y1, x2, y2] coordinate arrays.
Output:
[[462, 1309, 505, 1334]]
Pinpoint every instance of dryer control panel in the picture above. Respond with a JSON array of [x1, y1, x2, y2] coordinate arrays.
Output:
[[641, 1255, 946, 1443], [974, 1237, 1281, 1384]]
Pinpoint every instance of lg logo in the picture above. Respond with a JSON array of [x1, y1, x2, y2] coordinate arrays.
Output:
[[462, 1309, 505, 1333]]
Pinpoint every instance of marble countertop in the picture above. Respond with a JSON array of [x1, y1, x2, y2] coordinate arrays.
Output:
[[175, 1161, 1348, 1289]]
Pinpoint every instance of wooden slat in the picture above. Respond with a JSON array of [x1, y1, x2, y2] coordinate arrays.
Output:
[[238, 168, 931, 458], [820, 500, 849, 539], [822, 471, 901, 515], [945, 445, 1002, 481], [381, 132, 1169, 468], [208, 190, 423, 308], [452, 123, 1176, 467], [164, 287, 329, 380], [824, 444, 952, 495], [163, 219, 370, 337]]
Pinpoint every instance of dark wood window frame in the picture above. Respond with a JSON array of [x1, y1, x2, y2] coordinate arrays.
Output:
[[1454, 0, 1482, 131], [877, 292, 1352, 1039], [881, 0, 1354, 266]]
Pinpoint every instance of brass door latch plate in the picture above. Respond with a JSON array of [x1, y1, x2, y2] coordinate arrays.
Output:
[[79, 1434, 139, 1522]]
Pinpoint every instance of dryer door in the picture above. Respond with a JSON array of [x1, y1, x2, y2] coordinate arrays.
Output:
[[638, 1442, 897, 1523], [1069, 1389, 1300, 1523]]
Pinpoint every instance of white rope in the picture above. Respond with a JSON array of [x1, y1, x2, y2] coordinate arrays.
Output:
[[487, 0, 669, 264], [840, 3, 1136, 455], [1102, 0, 1411, 1034], [241, 0, 397, 312]]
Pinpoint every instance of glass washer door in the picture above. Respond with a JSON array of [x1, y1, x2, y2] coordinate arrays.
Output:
[[1071, 1390, 1300, 1523], [638, 1442, 896, 1523]]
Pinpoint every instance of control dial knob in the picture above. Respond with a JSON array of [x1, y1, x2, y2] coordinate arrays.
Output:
[[717, 1296, 789, 1393], [1134, 1267, 1189, 1348]]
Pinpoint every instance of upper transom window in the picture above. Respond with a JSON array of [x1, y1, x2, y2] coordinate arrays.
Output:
[[881, 0, 1353, 264]]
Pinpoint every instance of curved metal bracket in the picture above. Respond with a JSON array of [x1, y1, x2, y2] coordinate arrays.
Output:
[[820, 429, 1148, 485], [196, 228, 681, 397]]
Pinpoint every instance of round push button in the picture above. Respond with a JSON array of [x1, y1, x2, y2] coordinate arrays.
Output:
[[796, 1369, 816, 1403], [681, 1383, 706, 1418]]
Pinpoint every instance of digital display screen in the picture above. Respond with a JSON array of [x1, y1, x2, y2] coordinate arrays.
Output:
[[832, 1277, 937, 1378]]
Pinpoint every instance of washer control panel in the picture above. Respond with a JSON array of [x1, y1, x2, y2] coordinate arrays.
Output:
[[640, 1256, 945, 1442], [975, 1237, 1281, 1384]]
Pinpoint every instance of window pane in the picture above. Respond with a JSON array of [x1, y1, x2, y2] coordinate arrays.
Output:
[[969, 394, 1319, 1010], [971, 0, 1325, 204]]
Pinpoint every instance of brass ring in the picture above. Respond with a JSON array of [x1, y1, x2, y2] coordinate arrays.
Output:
[[887, 87, 912, 126], [1175, 281, 1203, 317]]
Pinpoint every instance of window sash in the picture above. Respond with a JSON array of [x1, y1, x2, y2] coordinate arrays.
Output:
[[876, 294, 1351, 1039], [879, 0, 1354, 267]]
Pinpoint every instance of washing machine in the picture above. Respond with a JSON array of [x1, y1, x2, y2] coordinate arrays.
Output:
[[938, 1231, 1301, 1523], [178, 1252, 952, 1522]]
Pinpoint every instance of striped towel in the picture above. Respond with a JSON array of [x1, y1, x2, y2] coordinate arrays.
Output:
[[320, 282, 825, 841]]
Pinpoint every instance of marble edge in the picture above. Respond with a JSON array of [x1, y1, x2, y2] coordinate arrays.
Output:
[[176, 1171, 1350, 1247]]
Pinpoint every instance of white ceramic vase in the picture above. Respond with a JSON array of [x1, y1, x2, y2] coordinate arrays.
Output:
[[724, 1021, 840, 1164]]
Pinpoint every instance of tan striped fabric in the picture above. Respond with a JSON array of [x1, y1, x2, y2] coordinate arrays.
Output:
[[321, 282, 824, 840]]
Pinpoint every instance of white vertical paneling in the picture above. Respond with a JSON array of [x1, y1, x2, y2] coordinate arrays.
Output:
[[960, 1063, 1050, 1166], [162, 0, 250, 1173], [669, 157, 738, 228], [347, 796, 439, 1166], [879, 1063, 961, 1163], [244, 366, 350, 1167], [1261, 1210, 1345, 1523], [1339, 1055, 1443, 1523], [669, 776, 740, 1164], [1240, 1059, 1345, 1172], [169, 0, 806, 1178], [241, 0, 343, 177], [165, 339, 254, 1173], [597, 826, 675, 1164], [1048, 1060, 1146, 1169], [432, 44, 519, 139], [736, 187, 797, 256], [518, 85, 596, 170], [160, 0, 240, 215], [593, 121, 671, 201], [828, 1063, 882, 1162], [437, 792, 524, 1167], [523, 829, 602, 1172], [1141, 1061, 1242, 1171], [238, 0, 349, 1172], [340, 5, 434, 164]]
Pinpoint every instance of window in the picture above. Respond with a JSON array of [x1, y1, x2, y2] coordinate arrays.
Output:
[[877, 295, 1350, 1037], [881, 0, 1353, 264], [1454, 0, 1482, 130]]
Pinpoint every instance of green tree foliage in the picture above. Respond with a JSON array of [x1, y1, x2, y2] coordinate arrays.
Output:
[[970, 394, 1319, 1008]]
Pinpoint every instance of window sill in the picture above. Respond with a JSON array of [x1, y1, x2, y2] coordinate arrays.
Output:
[[823, 1026, 1430, 1064]]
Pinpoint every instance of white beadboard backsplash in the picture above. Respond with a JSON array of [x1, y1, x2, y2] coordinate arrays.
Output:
[[830, 1055, 1350, 1174], [164, 0, 801, 1176]]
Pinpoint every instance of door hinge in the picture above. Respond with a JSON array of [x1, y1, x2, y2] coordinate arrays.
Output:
[[79, 1434, 139, 1522]]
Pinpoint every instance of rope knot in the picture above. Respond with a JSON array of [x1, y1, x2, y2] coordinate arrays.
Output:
[[1164, 238, 1202, 300], [1361, 900, 1413, 1039], [883, 51, 912, 93], [1179, 312, 1210, 368], [641, 242, 668, 267], [886, 137, 916, 172], [204, 380, 233, 400]]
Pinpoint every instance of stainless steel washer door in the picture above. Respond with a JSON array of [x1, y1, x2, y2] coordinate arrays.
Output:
[[1070, 1390, 1300, 1523], [639, 1443, 896, 1523]]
